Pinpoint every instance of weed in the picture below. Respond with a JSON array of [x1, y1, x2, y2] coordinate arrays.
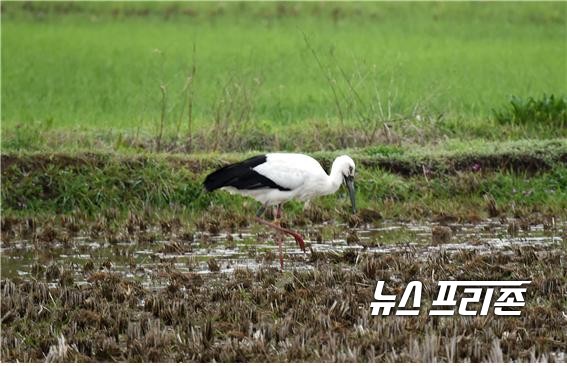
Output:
[[493, 94, 566, 129]]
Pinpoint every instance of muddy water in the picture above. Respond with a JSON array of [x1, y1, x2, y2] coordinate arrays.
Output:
[[1, 218, 564, 289]]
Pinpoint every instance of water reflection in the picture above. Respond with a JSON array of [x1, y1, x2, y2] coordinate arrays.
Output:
[[1, 218, 564, 289]]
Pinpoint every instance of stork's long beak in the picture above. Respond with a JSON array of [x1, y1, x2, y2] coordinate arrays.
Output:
[[345, 176, 357, 214]]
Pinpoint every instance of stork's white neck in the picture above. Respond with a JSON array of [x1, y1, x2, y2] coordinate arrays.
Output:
[[321, 158, 345, 195]]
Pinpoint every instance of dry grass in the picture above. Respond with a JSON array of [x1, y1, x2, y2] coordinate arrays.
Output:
[[2, 244, 565, 362]]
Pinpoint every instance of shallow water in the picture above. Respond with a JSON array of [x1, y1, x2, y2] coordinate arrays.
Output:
[[1, 218, 564, 289]]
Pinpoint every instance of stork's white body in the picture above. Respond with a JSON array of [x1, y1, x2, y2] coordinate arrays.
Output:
[[223, 153, 344, 205]]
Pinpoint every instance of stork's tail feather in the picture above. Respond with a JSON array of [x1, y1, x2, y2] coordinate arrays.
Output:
[[203, 166, 237, 191], [203, 155, 267, 192]]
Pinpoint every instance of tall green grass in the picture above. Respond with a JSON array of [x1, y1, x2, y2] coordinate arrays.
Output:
[[2, 1, 565, 138]]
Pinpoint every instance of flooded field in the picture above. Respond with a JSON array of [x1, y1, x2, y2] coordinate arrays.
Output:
[[1, 217, 566, 362], [1, 218, 564, 284]]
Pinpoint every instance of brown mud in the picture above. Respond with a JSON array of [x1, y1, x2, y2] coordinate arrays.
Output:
[[1, 216, 565, 362]]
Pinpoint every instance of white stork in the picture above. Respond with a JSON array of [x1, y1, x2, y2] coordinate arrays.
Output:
[[203, 153, 357, 269]]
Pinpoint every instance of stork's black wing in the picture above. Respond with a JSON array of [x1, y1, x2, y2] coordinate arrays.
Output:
[[203, 155, 291, 192]]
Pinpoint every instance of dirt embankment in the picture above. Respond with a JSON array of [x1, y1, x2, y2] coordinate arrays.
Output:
[[2, 148, 565, 177]]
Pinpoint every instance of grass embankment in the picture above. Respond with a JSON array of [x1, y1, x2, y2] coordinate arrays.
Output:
[[2, 139, 566, 232]]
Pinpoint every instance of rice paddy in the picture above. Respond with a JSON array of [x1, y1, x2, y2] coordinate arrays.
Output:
[[2, 211, 566, 362]]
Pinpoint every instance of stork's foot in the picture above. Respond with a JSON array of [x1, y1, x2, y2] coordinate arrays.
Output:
[[288, 230, 306, 252]]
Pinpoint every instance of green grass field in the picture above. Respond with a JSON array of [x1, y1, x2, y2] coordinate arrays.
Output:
[[2, 1, 566, 152], [1, 0, 566, 213], [1, 1, 566, 217]]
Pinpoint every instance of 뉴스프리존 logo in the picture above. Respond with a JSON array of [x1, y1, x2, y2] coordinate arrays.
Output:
[[371, 280, 531, 316]]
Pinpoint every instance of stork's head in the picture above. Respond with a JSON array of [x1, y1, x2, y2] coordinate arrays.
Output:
[[334, 155, 356, 214]]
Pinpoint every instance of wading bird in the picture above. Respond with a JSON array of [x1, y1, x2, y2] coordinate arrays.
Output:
[[203, 153, 357, 269]]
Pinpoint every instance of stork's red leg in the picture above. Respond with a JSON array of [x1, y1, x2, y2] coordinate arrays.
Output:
[[274, 206, 284, 270], [254, 217, 306, 252], [276, 235, 284, 270]]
